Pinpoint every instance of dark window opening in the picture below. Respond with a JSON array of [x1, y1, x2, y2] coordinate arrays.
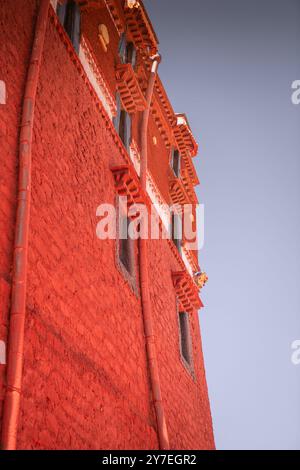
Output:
[[171, 149, 181, 177], [171, 212, 182, 254], [179, 311, 193, 367], [118, 34, 137, 68], [119, 215, 134, 275], [118, 32, 127, 63], [119, 110, 127, 146], [57, 0, 81, 53], [114, 93, 132, 150], [126, 42, 137, 68]]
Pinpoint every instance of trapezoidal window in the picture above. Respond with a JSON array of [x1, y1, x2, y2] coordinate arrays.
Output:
[[118, 33, 137, 68], [115, 197, 138, 296], [171, 212, 182, 254], [126, 42, 137, 69], [57, 0, 81, 53], [114, 93, 132, 150], [118, 32, 127, 63], [178, 311, 193, 369], [171, 148, 181, 178], [119, 214, 134, 275]]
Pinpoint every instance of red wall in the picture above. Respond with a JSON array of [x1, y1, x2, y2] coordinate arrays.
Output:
[[0, 1, 214, 450], [0, 0, 39, 430]]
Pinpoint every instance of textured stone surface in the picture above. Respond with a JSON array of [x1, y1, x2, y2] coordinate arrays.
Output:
[[0, 0, 214, 449]]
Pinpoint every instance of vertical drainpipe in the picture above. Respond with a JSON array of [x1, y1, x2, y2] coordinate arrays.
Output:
[[1, 0, 50, 450], [139, 54, 170, 450]]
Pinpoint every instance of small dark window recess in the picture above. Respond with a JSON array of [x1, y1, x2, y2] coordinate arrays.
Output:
[[171, 212, 182, 254], [178, 311, 193, 368], [118, 32, 127, 63], [171, 148, 181, 178], [119, 215, 133, 274], [126, 42, 137, 69], [114, 93, 132, 150], [115, 198, 138, 296], [118, 34, 137, 68], [114, 93, 122, 131], [57, 0, 81, 53], [119, 110, 127, 146]]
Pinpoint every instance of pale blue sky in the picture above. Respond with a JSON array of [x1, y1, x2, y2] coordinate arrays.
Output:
[[144, 0, 300, 450]]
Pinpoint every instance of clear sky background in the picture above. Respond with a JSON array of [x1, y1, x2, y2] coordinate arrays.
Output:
[[144, 0, 300, 450]]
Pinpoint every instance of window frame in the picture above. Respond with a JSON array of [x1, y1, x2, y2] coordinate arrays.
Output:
[[118, 32, 127, 63], [118, 214, 134, 274], [126, 42, 137, 69], [115, 197, 139, 296], [57, 0, 81, 53], [171, 148, 181, 178], [171, 212, 182, 254], [114, 92, 132, 151], [178, 309, 195, 377], [118, 34, 137, 69]]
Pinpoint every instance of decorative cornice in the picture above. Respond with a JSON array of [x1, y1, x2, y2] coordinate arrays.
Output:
[[181, 168, 199, 204], [124, 2, 159, 54], [111, 165, 148, 210], [154, 75, 176, 128], [151, 97, 173, 148], [172, 271, 203, 313], [182, 152, 199, 186], [182, 246, 199, 273], [169, 176, 191, 206], [173, 114, 198, 157], [116, 63, 147, 113]]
